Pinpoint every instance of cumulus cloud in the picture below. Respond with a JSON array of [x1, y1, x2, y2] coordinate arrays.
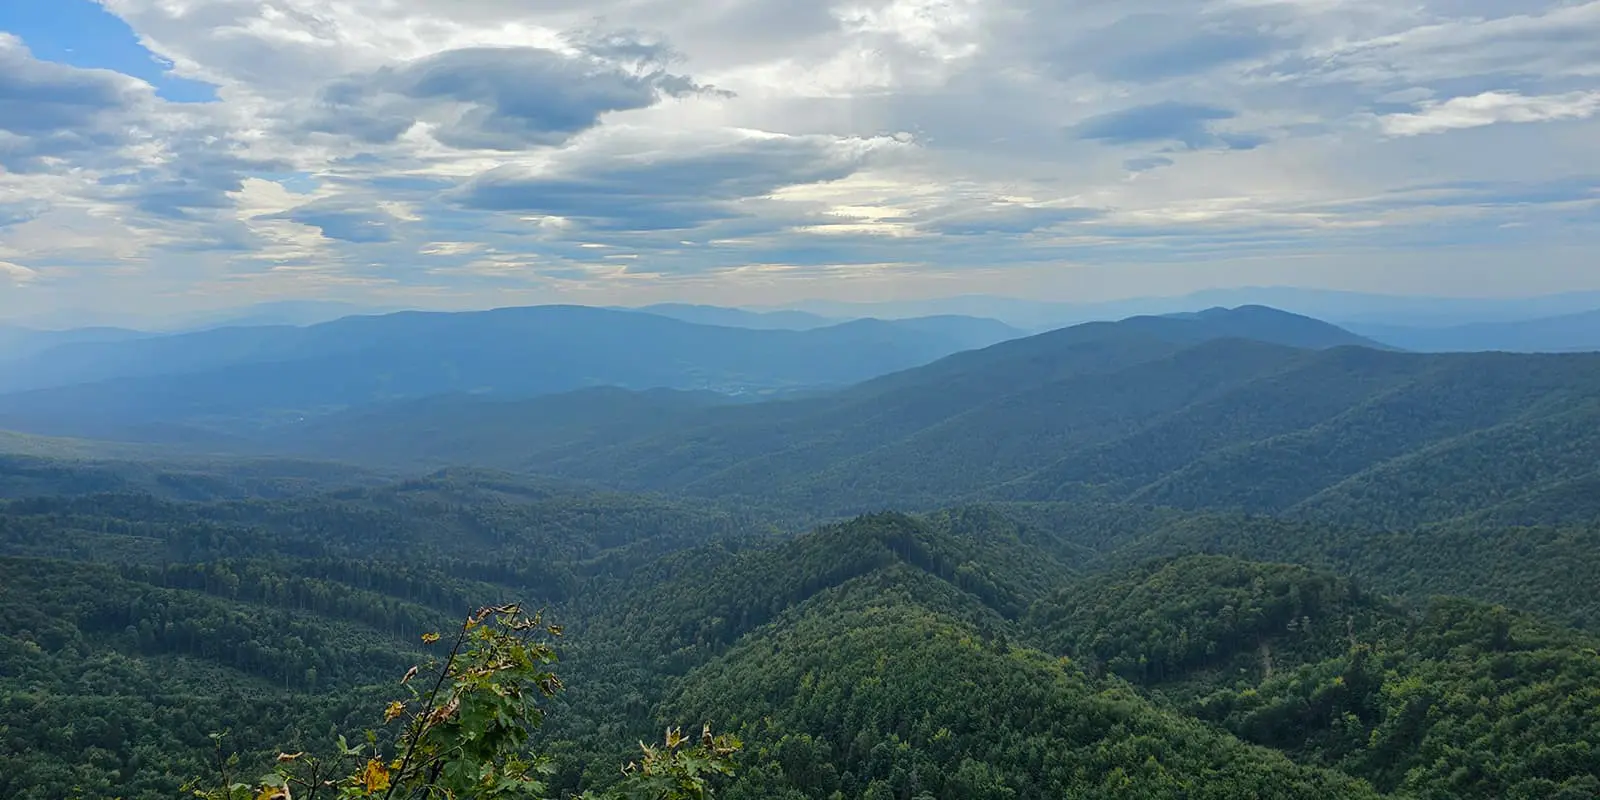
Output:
[[0, 34, 152, 171]]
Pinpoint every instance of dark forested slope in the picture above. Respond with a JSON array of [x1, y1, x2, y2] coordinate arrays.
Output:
[[1029, 555, 1600, 799], [6, 469, 1600, 799]]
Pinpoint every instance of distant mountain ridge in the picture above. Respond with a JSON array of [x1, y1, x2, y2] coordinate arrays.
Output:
[[1352, 308, 1600, 353], [621, 303, 843, 330], [228, 305, 1600, 531], [0, 304, 1023, 440], [9, 303, 1598, 532], [753, 287, 1600, 331], [0, 325, 151, 361]]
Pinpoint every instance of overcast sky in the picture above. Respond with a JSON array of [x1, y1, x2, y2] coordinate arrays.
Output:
[[1, 0, 1598, 320]]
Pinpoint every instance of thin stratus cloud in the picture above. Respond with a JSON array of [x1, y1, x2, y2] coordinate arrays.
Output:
[[0, 0, 1598, 321]]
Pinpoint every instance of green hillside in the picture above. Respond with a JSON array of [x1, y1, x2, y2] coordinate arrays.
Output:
[[1030, 556, 1600, 798], [6, 475, 1600, 798]]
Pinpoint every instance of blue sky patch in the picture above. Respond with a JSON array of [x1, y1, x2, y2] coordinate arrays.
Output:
[[0, 0, 217, 102]]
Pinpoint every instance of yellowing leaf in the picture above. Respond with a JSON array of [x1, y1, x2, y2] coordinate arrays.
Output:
[[421, 632, 440, 644], [255, 785, 290, 800], [384, 701, 406, 723], [361, 758, 391, 793]]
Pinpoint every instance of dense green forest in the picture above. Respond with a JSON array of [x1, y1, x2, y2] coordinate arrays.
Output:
[[6, 477, 1600, 797], [5, 307, 1600, 798]]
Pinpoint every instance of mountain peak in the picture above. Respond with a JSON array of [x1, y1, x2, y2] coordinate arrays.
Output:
[[1138, 304, 1388, 350]]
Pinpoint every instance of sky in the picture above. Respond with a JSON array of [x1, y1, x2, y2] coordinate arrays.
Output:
[[0, 0, 1598, 323]]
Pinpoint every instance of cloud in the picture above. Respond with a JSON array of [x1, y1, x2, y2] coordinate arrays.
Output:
[[0, 261, 39, 285], [0, 35, 142, 132], [304, 42, 715, 149], [1305, 177, 1600, 215], [1312, 2, 1600, 88], [917, 204, 1102, 236], [455, 128, 894, 230], [1058, 12, 1286, 83], [271, 198, 398, 242], [0, 202, 46, 228], [1380, 90, 1600, 135], [95, 139, 290, 224], [0, 34, 150, 171], [1124, 156, 1175, 173], [1072, 102, 1246, 149], [2, 0, 1599, 321]]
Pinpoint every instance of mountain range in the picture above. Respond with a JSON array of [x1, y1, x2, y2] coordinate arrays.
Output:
[[8, 302, 1599, 532], [0, 305, 1021, 441], [1350, 308, 1600, 352], [752, 287, 1600, 331], [0, 324, 150, 361], [6, 295, 1600, 799], [232, 305, 1598, 531]]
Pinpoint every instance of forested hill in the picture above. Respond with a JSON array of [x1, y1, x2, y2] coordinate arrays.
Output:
[[261, 307, 1600, 527], [6, 481, 1600, 799]]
